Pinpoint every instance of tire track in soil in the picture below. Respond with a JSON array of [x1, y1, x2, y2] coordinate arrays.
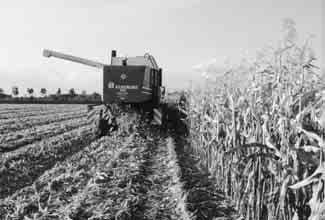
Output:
[[130, 127, 193, 220], [62, 123, 193, 220], [172, 135, 238, 220]]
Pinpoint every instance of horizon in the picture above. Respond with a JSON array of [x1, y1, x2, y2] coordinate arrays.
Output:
[[0, 0, 323, 95]]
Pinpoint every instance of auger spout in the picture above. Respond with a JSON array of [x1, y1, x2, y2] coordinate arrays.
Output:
[[43, 49, 106, 69]]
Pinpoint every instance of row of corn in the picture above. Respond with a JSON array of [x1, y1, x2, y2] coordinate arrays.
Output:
[[185, 36, 325, 220]]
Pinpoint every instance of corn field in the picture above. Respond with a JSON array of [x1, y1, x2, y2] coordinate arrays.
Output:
[[186, 32, 325, 220]]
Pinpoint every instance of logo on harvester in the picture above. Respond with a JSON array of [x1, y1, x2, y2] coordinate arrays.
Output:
[[120, 73, 127, 80], [107, 81, 115, 89], [108, 81, 138, 90]]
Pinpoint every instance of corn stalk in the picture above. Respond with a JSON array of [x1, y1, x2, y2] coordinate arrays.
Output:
[[188, 34, 323, 220]]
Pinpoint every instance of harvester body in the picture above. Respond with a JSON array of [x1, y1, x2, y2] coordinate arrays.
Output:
[[104, 66, 153, 103], [43, 49, 164, 107]]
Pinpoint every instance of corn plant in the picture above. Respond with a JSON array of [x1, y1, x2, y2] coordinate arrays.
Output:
[[186, 20, 324, 220]]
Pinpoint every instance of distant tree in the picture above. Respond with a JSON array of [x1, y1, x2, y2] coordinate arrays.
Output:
[[12, 86, 19, 97], [69, 88, 76, 97], [56, 88, 61, 96], [27, 88, 34, 97], [40, 88, 47, 97], [91, 92, 101, 101], [81, 90, 87, 96], [0, 88, 4, 94]]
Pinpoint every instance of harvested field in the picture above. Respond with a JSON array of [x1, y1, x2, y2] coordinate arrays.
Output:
[[0, 110, 87, 134], [0, 104, 237, 220], [0, 117, 90, 152]]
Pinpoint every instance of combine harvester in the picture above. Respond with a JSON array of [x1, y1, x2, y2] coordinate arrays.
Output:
[[42, 49, 166, 125]]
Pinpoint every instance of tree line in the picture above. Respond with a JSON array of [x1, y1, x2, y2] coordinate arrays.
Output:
[[8, 87, 86, 97], [0, 87, 101, 104]]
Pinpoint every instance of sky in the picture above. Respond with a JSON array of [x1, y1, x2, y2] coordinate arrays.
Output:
[[0, 0, 323, 95]]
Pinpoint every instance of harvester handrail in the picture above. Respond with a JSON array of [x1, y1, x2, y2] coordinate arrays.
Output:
[[144, 53, 159, 69], [43, 49, 106, 69]]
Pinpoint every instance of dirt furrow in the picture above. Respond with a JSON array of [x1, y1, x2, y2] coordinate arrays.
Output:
[[61, 132, 147, 219], [173, 136, 239, 220], [0, 118, 90, 153], [0, 108, 240, 220], [0, 106, 85, 119], [136, 133, 193, 220], [0, 125, 96, 199], [0, 134, 134, 219], [0, 104, 85, 114], [0, 112, 139, 219], [31, 121, 192, 220], [0, 111, 87, 134]]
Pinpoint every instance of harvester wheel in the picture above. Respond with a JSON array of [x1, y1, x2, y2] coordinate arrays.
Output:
[[95, 105, 119, 138]]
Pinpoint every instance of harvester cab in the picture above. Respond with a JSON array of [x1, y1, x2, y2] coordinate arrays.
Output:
[[42, 49, 165, 128]]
